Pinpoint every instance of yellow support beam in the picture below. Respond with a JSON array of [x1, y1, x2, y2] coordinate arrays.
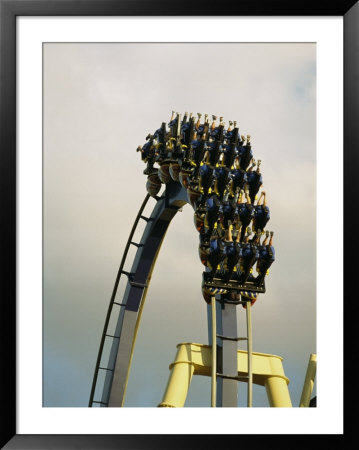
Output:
[[158, 343, 292, 407], [299, 353, 316, 407]]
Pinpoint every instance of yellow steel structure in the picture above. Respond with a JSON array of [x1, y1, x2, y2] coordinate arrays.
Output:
[[299, 353, 317, 407], [158, 342, 292, 407]]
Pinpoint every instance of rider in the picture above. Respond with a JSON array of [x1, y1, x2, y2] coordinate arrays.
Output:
[[256, 231, 275, 285], [237, 188, 254, 241], [246, 158, 263, 203], [252, 191, 270, 232]]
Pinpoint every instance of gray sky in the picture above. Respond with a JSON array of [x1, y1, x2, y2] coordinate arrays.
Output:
[[43, 43, 316, 408]]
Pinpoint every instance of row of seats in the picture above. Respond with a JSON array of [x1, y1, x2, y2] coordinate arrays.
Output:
[[137, 112, 275, 306]]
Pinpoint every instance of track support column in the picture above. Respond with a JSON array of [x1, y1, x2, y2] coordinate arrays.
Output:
[[208, 296, 239, 407]]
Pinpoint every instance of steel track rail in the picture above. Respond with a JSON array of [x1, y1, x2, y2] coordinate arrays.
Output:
[[88, 194, 150, 406], [89, 181, 188, 407]]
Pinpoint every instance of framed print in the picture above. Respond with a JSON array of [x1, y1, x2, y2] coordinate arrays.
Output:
[[1, 0, 356, 448]]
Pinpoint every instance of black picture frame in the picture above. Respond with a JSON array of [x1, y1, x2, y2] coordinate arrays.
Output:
[[1, 0, 356, 448]]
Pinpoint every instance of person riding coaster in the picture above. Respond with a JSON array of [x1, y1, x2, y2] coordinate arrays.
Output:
[[198, 157, 214, 195], [230, 156, 247, 194], [253, 191, 270, 232], [195, 112, 212, 138], [237, 188, 254, 241], [153, 122, 167, 147], [238, 228, 260, 284], [179, 113, 195, 147], [238, 135, 253, 170], [208, 115, 224, 140], [197, 225, 224, 266], [255, 231, 275, 286], [189, 129, 207, 175], [168, 111, 180, 138], [221, 222, 242, 282], [213, 164, 231, 200], [246, 158, 263, 203], [224, 121, 242, 143], [204, 231, 225, 280], [203, 195, 221, 238], [218, 194, 239, 232], [206, 136, 223, 167], [137, 134, 156, 175], [221, 123, 239, 167]]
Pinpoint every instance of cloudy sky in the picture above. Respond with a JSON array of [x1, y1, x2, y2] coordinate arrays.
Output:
[[43, 43, 316, 408]]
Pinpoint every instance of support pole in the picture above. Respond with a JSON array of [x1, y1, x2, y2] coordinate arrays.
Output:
[[299, 353, 316, 407], [211, 296, 217, 407], [246, 300, 253, 407], [217, 299, 238, 406], [265, 376, 292, 407], [158, 345, 196, 408]]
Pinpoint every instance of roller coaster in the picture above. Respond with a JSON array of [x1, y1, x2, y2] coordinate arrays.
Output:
[[89, 112, 316, 408]]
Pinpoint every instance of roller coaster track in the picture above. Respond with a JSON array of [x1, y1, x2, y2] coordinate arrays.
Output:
[[89, 112, 276, 407], [89, 181, 188, 407]]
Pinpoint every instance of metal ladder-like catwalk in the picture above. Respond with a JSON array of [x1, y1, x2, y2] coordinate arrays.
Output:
[[88, 193, 151, 407]]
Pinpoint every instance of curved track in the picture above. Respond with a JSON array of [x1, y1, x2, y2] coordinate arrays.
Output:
[[89, 181, 187, 407]]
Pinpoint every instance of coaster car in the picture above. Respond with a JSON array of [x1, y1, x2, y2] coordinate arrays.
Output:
[[201, 269, 266, 298]]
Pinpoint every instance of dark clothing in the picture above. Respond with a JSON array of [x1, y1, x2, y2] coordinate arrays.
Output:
[[246, 171, 263, 203], [256, 245, 275, 283], [190, 139, 205, 167], [231, 168, 247, 191], [207, 238, 224, 272], [204, 196, 221, 233], [220, 200, 238, 229], [222, 143, 237, 168], [253, 205, 270, 232], [214, 166, 230, 199], [199, 163, 214, 195], [237, 203, 254, 239], [238, 145, 253, 170], [223, 241, 242, 281], [240, 243, 259, 277]]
